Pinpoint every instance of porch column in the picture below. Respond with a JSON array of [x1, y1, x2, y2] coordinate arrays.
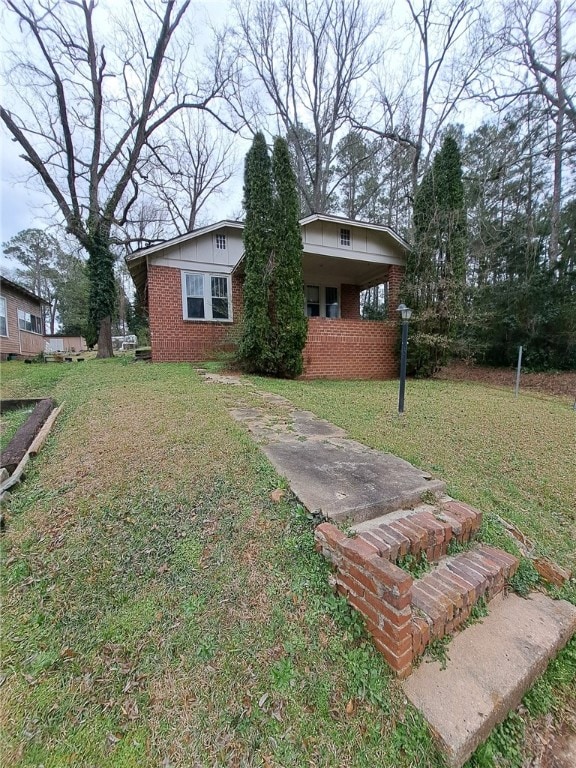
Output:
[[387, 265, 405, 317], [341, 284, 361, 319]]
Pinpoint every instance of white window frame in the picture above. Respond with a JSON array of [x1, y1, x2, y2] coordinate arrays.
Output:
[[181, 271, 233, 322], [340, 228, 351, 247], [305, 284, 340, 319], [0, 296, 7, 337], [17, 309, 42, 334], [215, 233, 227, 250]]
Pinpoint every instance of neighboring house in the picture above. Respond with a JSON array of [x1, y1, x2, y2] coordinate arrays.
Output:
[[126, 214, 409, 379], [0, 276, 47, 360], [44, 334, 87, 353]]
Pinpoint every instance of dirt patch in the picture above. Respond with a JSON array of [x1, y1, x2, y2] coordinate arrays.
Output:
[[435, 362, 576, 400], [524, 708, 576, 768]]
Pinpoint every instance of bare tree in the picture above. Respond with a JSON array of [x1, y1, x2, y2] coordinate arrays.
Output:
[[358, 0, 495, 198], [230, 0, 384, 214], [140, 112, 237, 236], [0, 0, 232, 356], [496, 0, 575, 263]]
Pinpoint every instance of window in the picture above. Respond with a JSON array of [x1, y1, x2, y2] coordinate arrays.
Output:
[[210, 276, 229, 319], [340, 228, 351, 246], [185, 274, 205, 319], [325, 287, 339, 318], [17, 309, 42, 334], [183, 272, 231, 321], [306, 285, 320, 317], [215, 233, 226, 250], [0, 296, 7, 336], [305, 285, 339, 318]]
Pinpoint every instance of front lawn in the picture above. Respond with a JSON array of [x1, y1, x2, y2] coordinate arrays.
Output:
[[1, 359, 574, 767], [249, 376, 576, 572]]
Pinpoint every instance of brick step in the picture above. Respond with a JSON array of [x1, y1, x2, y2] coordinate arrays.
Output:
[[411, 546, 519, 659], [354, 500, 483, 565], [314, 521, 519, 677]]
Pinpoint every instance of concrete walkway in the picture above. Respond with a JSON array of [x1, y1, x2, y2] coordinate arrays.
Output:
[[403, 592, 576, 767], [229, 400, 446, 523]]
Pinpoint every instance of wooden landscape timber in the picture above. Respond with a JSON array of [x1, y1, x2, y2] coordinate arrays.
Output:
[[0, 398, 56, 475], [0, 403, 63, 501]]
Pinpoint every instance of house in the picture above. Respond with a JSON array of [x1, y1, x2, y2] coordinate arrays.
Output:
[[0, 276, 47, 360], [126, 214, 409, 379]]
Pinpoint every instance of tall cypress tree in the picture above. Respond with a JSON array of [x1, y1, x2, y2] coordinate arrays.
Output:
[[238, 132, 275, 373], [404, 134, 467, 375], [271, 137, 308, 377]]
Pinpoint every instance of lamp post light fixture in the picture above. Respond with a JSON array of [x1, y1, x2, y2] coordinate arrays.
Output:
[[397, 303, 412, 414]]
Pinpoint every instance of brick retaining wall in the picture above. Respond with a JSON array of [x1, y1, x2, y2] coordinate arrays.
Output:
[[302, 318, 398, 379]]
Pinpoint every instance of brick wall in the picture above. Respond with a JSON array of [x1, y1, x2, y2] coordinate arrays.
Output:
[[340, 284, 360, 319], [302, 318, 398, 379], [148, 264, 401, 378], [148, 265, 243, 363]]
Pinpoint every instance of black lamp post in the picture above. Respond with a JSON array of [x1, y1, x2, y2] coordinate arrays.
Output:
[[397, 303, 412, 414]]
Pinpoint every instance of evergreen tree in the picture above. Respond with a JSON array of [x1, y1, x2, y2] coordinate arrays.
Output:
[[404, 135, 467, 375], [461, 111, 575, 370], [2, 229, 61, 333], [57, 256, 95, 344], [271, 137, 308, 377], [238, 133, 275, 373]]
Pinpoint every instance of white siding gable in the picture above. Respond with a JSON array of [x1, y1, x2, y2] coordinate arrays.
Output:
[[151, 226, 244, 274]]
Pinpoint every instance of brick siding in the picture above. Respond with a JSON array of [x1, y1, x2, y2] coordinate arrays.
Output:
[[340, 284, 361, 319], [149, 265, 243, 363], [148, 264, 404, 378]]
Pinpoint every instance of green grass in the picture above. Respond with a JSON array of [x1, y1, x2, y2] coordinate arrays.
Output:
[[0, 360, 442, 767], [248, 376, 576, 571], [1, 360, 574, 767], [246, 375, 576, 766]]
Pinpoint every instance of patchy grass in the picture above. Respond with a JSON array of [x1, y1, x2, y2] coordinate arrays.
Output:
[[246, 374, 576, 767], [1, 407, 33, 452], [1, 360, 574, 768], [248, 377, 576, 571], [1, 360, 442, 768]]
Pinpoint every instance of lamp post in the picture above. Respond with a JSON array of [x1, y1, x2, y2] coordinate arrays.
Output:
[[397, 303, 412, 414]]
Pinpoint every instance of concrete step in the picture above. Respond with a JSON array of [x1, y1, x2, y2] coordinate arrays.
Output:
[[403, 591, 576, 767], [411, 546, 519, 655], [354, 500, 483, 565]]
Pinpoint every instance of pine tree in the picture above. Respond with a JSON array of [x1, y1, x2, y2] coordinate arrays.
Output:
[[271, 137, 308, 377], [404, 135, 467, 375], [238, 133, 275, 373]]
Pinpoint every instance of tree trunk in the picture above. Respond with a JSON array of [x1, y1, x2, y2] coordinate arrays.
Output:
[[86, 227, 116, 358], [549, 0, 564, 266], [96, 316, 113, 358]]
